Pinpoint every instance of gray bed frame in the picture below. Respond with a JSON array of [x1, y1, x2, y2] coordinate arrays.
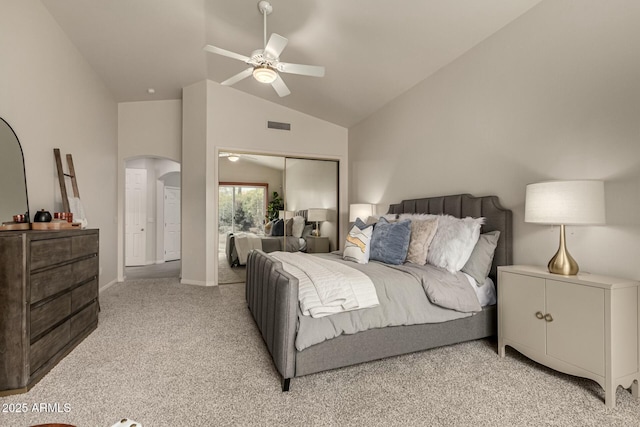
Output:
[[245, 194, 512, 391]]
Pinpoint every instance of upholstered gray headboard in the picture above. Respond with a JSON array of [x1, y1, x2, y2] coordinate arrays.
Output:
[[388, 194, 513, 281]]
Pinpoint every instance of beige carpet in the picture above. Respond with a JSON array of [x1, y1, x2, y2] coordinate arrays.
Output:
[[125, 260, 181, 280], [218, 252, 246, 284], [1, 278, 638, 426]]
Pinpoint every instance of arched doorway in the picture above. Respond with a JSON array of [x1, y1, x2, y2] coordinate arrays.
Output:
[[124, 156, 181, 280]]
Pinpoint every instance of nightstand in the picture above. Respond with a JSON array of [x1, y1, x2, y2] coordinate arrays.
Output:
[[306, 236, 329, 253], [498, 265, 640, 408]]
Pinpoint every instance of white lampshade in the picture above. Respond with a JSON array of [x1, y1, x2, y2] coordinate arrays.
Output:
[[307, 208, 328, 222], [278, 210, 294, 220], [525, 180, 605, 225], [349, 203, 375, 222]]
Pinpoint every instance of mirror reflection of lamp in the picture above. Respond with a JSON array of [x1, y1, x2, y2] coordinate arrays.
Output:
[[307, 208, 328, 237]]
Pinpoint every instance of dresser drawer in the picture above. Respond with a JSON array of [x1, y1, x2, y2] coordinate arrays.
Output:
[[30, 264, 74, 304], [70, 301, 98, 339], [30, 237, 72, 270], [30, 321, 70, 375], [71, 279, 98, 312], [73, 256, 98, 283], [72, 235, 98, 258], [30, 293, 71, 339]]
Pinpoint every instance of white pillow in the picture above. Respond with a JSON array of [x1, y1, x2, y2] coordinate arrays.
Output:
[[399, 213, 484, 273], [343, 222, 373, 264], [427, 215, 484, 273], [292, 216, 305, 238]]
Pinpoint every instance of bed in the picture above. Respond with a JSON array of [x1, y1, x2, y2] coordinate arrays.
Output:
[[245, 194, 512, 391], [226, 210, 312, 267]]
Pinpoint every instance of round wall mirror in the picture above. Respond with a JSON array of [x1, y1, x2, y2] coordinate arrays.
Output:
[[0, 117, 30, 229]]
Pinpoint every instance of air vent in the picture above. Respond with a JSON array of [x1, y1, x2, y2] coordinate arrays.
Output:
[[267, 121, 291, 131]]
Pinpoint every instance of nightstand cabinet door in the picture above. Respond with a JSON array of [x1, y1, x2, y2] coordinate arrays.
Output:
[[306, 236, 329, 253], [498, 265, 639, 408], [500, 272, 546, 353], [546, 279, 604, 377]]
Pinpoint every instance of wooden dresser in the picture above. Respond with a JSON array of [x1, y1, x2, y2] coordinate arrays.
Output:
[[0, 229, 99, 396]]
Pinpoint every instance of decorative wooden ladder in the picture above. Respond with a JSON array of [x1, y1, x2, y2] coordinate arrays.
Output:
[[53, 148, 80, 213]]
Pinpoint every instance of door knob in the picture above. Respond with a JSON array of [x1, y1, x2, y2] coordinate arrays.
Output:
[[544, 313, 554, 322], [535, 311, 544, 319]]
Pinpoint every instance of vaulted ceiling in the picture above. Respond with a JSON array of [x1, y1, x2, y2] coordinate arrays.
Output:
[[42, 0, 542, 127]]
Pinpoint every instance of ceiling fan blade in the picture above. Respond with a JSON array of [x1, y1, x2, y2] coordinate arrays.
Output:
[[203, 45, 250, 62], [278, 62, 325, 78], [264, 33, 288, 59], [271, 74, 291, 97], [220, 68, 254, 86]]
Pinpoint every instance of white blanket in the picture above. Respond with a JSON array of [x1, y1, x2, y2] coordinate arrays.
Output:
[[234, 233, 262, 265], [270, 252, 379, 318]]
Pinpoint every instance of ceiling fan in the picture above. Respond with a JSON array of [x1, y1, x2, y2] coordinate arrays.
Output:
[[219, 152, 256, 162], [203, 1, 325, 97]]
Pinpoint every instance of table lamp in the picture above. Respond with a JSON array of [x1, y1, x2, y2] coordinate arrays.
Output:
[[349, 203, 375, 222], [525, 180, 605, 275]]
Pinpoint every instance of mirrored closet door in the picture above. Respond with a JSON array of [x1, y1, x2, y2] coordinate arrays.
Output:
[[217, 152, 338, 284]]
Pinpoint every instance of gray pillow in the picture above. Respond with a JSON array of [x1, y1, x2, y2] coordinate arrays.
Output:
[[285, 218, 293, 236], [462, 231, 501, 285], [302, 224, 313, 238], [369, 217, 411, 265]]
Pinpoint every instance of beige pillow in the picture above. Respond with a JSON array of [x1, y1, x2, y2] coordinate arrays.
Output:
[[405, 218, 439, 265]]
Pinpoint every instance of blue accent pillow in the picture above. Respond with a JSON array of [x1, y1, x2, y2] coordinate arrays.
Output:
[[271, 219, 284, 236], [369, 217, 411, 265]]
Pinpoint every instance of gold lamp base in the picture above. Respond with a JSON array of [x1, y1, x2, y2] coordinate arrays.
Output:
[[548, 224, 579, 275]]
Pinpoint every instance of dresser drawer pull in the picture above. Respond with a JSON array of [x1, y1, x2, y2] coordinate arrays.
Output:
[[544, 313, 554, 322], [535, 311, 544, 319]]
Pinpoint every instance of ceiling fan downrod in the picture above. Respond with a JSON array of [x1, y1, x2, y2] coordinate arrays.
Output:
[[258, 1, 273, 50]]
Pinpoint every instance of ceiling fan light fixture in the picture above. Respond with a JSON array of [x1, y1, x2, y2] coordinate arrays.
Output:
[[227, 155, 240, 162], [253, 66, 277, 84]]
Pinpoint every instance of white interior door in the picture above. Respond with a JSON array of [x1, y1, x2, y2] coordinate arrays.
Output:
[[125, 168, 147, 266], [164, 186, 181, 261]]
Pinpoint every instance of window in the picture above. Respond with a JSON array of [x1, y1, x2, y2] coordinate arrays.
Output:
[[219, 183, 267, 236]]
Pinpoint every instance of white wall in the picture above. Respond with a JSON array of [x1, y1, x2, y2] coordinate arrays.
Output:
[[182, 80, 348, 286], [0, 1, 118, 287], [349, 0, 640, 280], [181, 81, 209, 285], [118, 100, 182, 280], [218, 157, 284, 200]]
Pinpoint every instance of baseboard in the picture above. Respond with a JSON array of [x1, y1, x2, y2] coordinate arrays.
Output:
[[99, 278, 118, 293], [180, 278, 218, 287]]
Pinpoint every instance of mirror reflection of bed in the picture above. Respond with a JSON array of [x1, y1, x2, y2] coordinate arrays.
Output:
[[217, 151, 338, 285]]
